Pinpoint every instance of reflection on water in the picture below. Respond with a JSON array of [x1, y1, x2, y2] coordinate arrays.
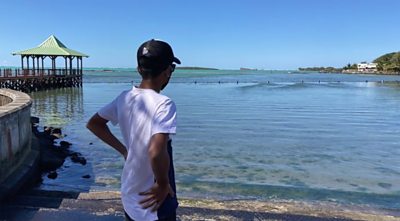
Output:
[[30, 87, 94, 192], [30, 87, 83, 127]]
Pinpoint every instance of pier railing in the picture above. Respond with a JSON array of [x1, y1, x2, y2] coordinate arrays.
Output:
[[0, 68, 83, 92], [0, 68, 82, 78]]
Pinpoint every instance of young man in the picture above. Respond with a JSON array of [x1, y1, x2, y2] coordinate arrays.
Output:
[[87, 39, 181, 221]]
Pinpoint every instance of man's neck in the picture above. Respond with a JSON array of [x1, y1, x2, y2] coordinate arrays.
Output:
[[138, 80, 161, 93]]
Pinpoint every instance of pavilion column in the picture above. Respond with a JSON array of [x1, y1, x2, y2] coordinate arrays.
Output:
[[41, 56, 45, 70], [69, 56, 74, 75], [81, 57, 83, 75], [76, 56, 79, 72], [27, 56, 30, 70], [50, 56, 56, 74], [32, 56, 36, 73], [21, 56, 24, 70], [64, 56, 67, 73], [36, 56, 40, 71]]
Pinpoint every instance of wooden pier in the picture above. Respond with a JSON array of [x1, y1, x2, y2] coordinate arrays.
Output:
[[0, 68, 82, 93], [2, 35, 88, 93]]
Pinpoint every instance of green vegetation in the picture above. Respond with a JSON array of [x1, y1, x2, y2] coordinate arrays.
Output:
[[298, 67, 342, 73], [342, 63, 357, 70], [373, 52, 400, 72]]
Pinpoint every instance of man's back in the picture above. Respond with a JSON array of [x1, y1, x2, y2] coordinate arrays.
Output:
[[87, 39, 181, 221], [98, 86, 177, 220]]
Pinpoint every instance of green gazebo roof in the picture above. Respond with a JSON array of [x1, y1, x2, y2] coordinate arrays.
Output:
[[12, 35, 89, 57]]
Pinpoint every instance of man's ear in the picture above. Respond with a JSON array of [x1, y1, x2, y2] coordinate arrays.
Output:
[[161, 68, 170, 78]]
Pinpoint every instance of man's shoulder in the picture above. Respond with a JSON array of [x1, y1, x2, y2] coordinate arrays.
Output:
[[117, 89, 132, 97], [157, 93, 173, 103], [129, 88, 174, 106], [142, 89, 173, 103]]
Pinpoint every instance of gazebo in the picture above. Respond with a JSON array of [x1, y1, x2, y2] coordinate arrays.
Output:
[[12, 35, 89, 76]]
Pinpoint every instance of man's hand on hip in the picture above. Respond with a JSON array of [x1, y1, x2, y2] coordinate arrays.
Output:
[[139, 182, 175, 212]]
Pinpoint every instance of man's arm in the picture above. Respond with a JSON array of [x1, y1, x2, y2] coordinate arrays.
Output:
[[139, 133, 174, 211], [86, 113, 127, 159]]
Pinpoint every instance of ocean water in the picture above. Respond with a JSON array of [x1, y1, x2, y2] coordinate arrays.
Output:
[[29, 70, 400, 210]]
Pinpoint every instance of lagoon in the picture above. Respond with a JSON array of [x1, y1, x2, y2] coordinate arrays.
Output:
[[30, 70, 400, 211]]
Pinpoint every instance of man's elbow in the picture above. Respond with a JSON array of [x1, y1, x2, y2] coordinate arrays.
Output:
[[86, 113, 105, 132], [86, 118, 95, 132], [86, 121, 93, 130]]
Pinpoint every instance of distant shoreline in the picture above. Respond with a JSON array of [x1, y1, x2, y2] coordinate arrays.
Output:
[[298, 67, 400, 76], [341, 70, 400, 75], [82, 67, 219, 72]]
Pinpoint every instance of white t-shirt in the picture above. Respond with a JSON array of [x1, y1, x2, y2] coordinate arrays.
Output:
[[98, 86, 177, 221]]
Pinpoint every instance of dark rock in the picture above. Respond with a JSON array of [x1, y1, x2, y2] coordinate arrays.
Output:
[[60, 141, 72, 148], [69, 152, 81, 158], [58, 146, 71, 156], [44, 144, 69, 159], [70, 155, 79, 163], [71, 154, 87, 165], [44, 126, 53, 135], [82, 175, 91, 179], [80, 158, 87, 165], [52, 128, 62, 135], [47, 171, 58, 179], [40, 150, 65, 171], [31, 116, 39, 124], [89, 142, 93, 145], [51, 128, 63, 139], [33, 121, 87, 185]]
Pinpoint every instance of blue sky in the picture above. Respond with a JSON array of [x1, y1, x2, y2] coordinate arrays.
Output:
[[0, 0, 399, 70]]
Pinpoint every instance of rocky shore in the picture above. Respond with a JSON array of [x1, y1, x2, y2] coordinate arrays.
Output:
[[31, 117, 88, 182]]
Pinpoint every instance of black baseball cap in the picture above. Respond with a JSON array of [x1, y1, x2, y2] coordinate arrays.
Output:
[[137, 39, 181, 74]]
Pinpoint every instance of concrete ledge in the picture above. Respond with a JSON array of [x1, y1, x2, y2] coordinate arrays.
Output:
[[0, 89, 32, 118], [0, 89, 37, 202]]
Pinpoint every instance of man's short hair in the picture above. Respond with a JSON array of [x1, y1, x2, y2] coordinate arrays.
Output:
[[137, 39, 181, 78]]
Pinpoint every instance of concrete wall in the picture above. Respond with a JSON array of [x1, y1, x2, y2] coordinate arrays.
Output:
[[0, 89, 32, 184]]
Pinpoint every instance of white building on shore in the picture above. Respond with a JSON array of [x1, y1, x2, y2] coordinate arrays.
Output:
[[357, 62, 378, 72]]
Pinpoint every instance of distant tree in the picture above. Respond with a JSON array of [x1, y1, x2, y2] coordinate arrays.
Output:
[[343, 63, 351, 70], [390, 53, 400, 71], [373, 52, 400, 72], [377, 63, 384, 71], [342, 63, 357, 70]]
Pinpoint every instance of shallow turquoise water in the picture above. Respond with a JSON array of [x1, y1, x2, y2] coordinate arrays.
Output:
[[30, 70, 400, 210]]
